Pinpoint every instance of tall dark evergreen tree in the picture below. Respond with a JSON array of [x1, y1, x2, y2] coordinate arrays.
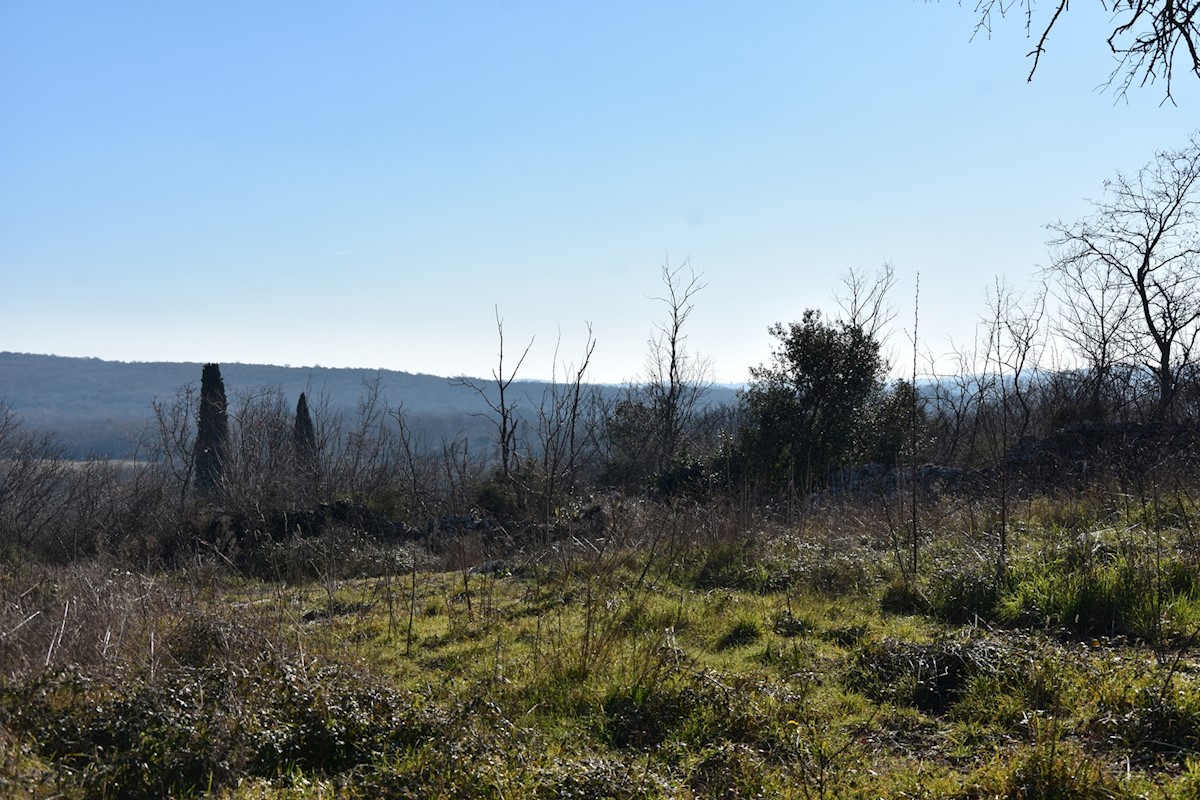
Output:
[[293, 391, 317, 465], [194, 363, 229, 494]]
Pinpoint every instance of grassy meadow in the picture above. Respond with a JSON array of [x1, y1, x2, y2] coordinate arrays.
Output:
[[5, 490, 1200, 799]]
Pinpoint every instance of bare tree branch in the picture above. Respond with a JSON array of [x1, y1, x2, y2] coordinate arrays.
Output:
[[835, 262, 898, 343], [951, 0, 1200, 102]]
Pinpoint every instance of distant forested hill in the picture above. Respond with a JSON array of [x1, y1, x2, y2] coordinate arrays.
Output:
[[0, 353, 739, 458]]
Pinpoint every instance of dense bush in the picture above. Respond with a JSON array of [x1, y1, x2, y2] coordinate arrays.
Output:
[[736, 310, 886, 493]]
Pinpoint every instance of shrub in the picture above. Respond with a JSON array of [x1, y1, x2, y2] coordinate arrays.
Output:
[[651, 457, 716, 499], [601, 683, 693, 750], [691, 540, 772, 593], [716, 618, 763, 651], [926, 565, 1003, 624], [970, 733, 1121, 800], [848, 635, 1041, 715], [685, 742, 773, 798], [880, 579, 929, 615], [772, 610, 811, 637]]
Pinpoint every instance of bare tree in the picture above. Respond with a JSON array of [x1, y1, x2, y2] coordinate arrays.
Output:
[[224, 385, 293, 512], [532, 325, 600, 523], [454, 308, 534, 485], [339, 374, 395, 501], [148, 384, 198, 515], [598, 261, 716, 489], [388, 403, 457, 522], [988, 278, 1048, 441], [959, 1, 1200, 102], [306, 385, 343, 499], [1047, 132, 1200, 422], [644, 258, 712, 474], [907, 274, 921, 579], [1048, 244, 1139, 421], [0, 402, 71, 558], [922, 345, 975, 467], [835, 261, 897, 343], [982, 278, 1048, 575]]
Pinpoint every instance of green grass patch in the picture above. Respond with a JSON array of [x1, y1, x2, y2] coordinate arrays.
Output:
[[8, 499, 1200, 797]]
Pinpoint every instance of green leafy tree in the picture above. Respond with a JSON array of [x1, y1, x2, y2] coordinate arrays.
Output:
[[857, 379, 922, 469], [738, 310, 885, 491], [601, 397, 658, 488], [194, 363, 228, 495]]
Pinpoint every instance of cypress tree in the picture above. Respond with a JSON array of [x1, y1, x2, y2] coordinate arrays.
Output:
[[194, 363, 229, 494], [293, 391, 317, 463]]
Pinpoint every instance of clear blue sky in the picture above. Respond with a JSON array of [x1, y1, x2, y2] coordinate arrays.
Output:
[[2, 2, 1196, 384]]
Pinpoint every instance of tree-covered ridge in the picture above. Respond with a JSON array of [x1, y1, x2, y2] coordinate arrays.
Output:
[[0, 352, 739, 458]]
